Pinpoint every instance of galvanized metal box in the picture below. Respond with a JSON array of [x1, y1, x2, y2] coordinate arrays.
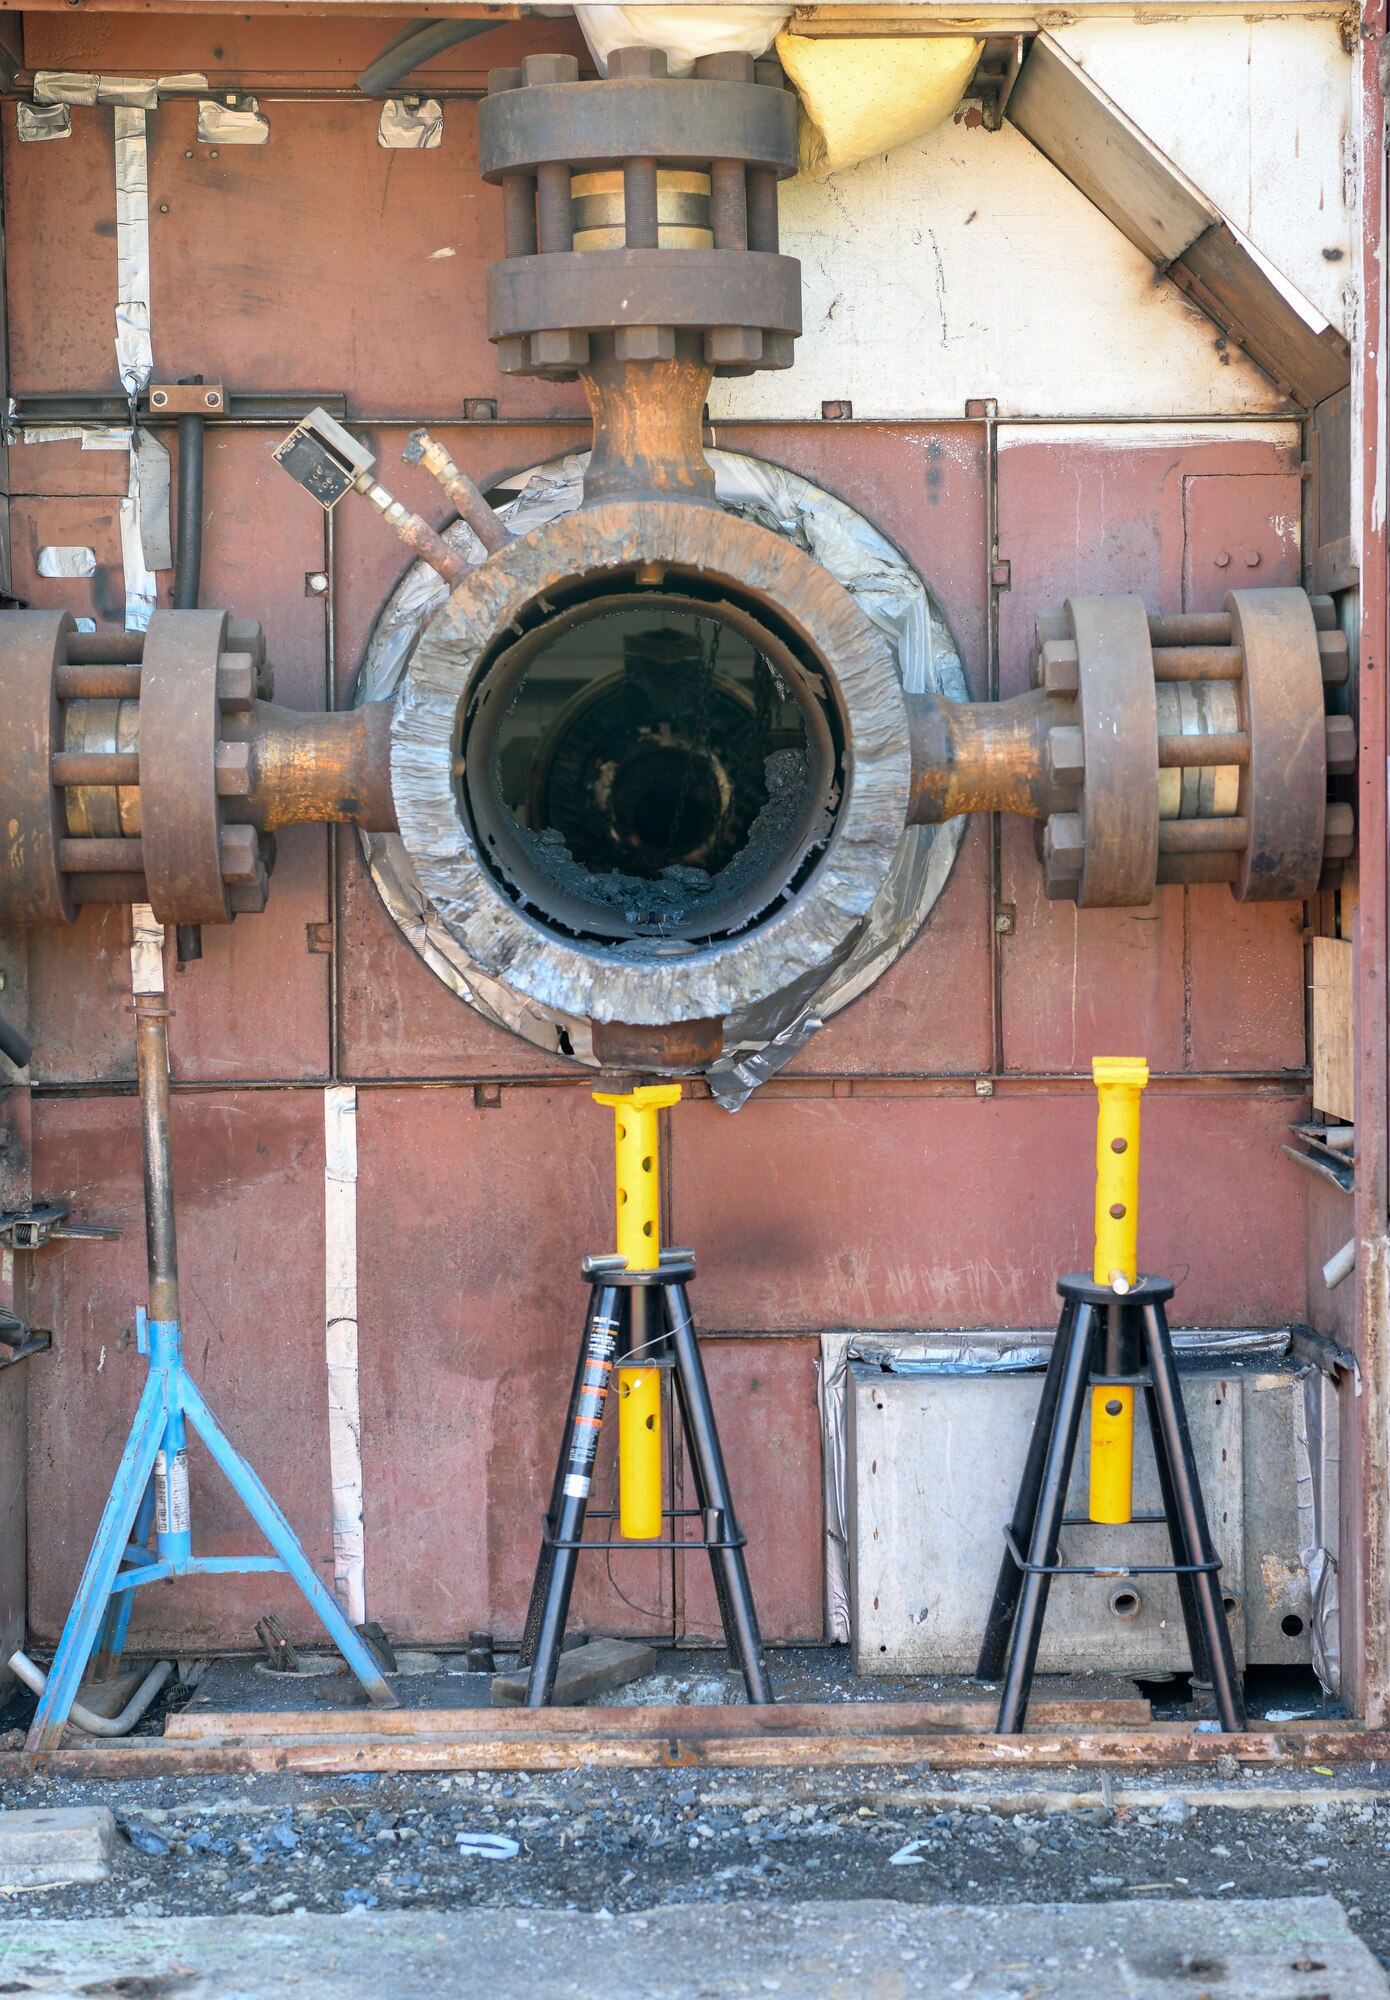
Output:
[[847, 1350, 1314, 1675]]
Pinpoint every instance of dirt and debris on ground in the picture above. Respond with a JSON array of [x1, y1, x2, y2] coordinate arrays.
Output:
[[2, 1763, 1390, 1962]]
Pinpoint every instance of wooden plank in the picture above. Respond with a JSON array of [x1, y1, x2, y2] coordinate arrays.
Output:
[[13, 1725, 1386, 1780], [1313, 936, 1356, 1124], [167, 1697, 1153, 1743], [1007, 34, 1350, 408], [491, 1641, 658, 1707], [1006, 34, 1213, 266], [1172, 225, 1352, 408]]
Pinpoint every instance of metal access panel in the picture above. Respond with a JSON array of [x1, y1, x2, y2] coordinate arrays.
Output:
[[848, 1359, 1312, 1675]]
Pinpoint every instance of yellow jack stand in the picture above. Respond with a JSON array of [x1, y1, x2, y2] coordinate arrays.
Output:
[[977, 1056, 1246, 1734], [515, 1084, 774, 1707]]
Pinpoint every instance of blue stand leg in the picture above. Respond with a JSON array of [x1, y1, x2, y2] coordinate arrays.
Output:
[[93, 1474, 157, 1680], [28, 1371, 169, 1752], [180, 1374, 396, 1707]]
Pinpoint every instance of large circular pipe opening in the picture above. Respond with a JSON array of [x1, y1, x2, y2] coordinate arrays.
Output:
[[459, 581, 843, 944]]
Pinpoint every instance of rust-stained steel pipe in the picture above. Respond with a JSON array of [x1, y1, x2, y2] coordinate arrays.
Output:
[[906, 687, 1076, 825], [404, 430, 510, 555], [222, 701, 398, 833], [580, 339, 716, 506], [134, 991, 180, 1324]]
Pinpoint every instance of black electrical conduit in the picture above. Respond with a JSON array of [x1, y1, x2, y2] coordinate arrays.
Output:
[[356, 17, 505, 98], [173, 375, 204, 613]]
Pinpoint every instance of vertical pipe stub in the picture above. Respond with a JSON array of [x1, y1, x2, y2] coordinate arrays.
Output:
[[594, 1083, 682, 1539], [1089, 1055, 1148, 1527]]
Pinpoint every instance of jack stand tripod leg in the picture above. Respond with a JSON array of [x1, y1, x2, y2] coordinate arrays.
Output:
[[996, 1301, 1097, 1735], [178, 1372, 399, 1709], [93, 1474, 157, 1681], [665, 1283, 773, 1705], [1142, 1380, 1213, 1685], [976, 1298, 1078, 1680], [518, 1295, 595, 1670], [27, 1371, 168, 1753], [526, 1284, 623, 1707], [1141, 1299, 1246, 1732]]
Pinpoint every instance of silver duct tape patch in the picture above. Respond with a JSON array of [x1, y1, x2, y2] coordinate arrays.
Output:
[[378, 98, 443, 149], [136, 429, 172, 571], [114, 107, 153, 398], [17, 103, 71, 142], [121, 448, 159, 632], [35, 71, 157, 108], [198, 98, 270, 145], [37, 546, 97, 579], [20, 425, 134, 451]]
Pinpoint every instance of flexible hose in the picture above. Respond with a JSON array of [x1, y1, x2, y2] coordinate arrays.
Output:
[[0, 1014, 31, 1070], [356, 18, 501, 97], [8, 1650, 174, 1736]]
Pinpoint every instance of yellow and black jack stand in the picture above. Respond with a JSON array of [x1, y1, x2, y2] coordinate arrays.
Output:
[[517, 1085, 774, 1707], [976, 1058, 1247, 1734]]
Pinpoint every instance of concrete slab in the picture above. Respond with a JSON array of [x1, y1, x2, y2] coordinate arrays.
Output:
[[0, 1897, 1380, 1997], [0, 1808, 114, 1890]]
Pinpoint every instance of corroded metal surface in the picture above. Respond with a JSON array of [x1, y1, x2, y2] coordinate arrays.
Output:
[[0, 611, 76, 925], [1229, 587, 1329, 902], [479, 49, 799, 380]]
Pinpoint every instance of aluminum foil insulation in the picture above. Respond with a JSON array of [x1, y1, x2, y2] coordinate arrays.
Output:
[[356, 449, 968, 1107]]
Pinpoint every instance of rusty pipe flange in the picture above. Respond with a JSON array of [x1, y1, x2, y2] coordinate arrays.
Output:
[[1033, 595, 1159, 908], [123, 611, 278, 924], [0, 609, 277, 925], [480, 48, 800, 379], [0, 610, 77, 923], [391, 501, 911, 1029], [1227, 587, 1327, 901], [1030, 587, 1350, 905]]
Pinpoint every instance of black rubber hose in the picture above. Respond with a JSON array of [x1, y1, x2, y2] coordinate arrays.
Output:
[[173, 378, 205, 612], [0, 1014, 32, 1071], [356, 18, 501, 97]]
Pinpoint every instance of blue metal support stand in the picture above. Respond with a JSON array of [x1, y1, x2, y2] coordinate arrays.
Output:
[[27, 949, 397, 1753]]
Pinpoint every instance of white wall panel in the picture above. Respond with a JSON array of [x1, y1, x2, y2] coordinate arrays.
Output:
[[1055, 18, 1354, 332], [713, 119, 1286, 421]]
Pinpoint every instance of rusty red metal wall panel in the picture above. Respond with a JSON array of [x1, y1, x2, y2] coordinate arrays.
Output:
[[25, 1090, 340, 1649], [672, 1088, 1308, 1333], [353, 1085, 672, 1643], [5, 23, 1326, 1655], [676, 1337, 825, 1644]]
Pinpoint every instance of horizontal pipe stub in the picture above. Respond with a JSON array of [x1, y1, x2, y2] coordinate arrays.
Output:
[[0, 609, 395, 926]]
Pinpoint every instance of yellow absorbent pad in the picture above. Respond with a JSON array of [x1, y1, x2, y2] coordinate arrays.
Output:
[[776, 32, 983, 179]]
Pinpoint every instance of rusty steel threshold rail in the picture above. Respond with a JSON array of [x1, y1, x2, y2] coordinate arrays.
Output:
[[7, 1705, 1387, 1777]]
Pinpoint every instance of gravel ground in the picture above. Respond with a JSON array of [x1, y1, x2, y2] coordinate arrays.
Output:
[[3, 1763, 1390, 1967]]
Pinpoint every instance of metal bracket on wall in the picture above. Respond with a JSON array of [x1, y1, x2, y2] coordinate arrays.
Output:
[[9, 391, 347, 429], [0, 1204, 121, 1251], [0, 1305, 50, 1371]]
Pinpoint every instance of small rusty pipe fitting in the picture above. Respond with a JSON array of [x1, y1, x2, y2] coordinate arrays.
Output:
[[404, 430, 510, 555], [906, 686, 1078, 826]]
